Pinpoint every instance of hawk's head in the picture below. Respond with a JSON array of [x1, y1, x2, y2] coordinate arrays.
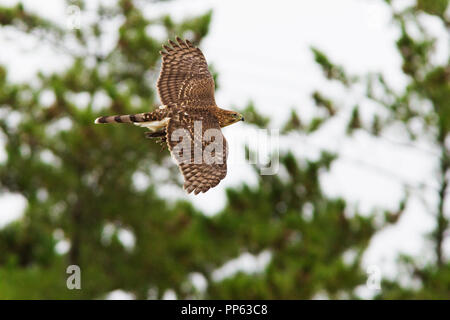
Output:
[[218, 109, 245, 127]]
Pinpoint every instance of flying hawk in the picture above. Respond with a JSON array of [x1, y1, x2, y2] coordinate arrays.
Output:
[[95, 37, 244, 194]]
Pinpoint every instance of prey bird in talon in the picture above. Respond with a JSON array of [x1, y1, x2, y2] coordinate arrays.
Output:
[[94, 37, 244, 195]]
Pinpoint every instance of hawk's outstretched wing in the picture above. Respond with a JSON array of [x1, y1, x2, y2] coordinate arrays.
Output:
[[157, 37, 216, 107], [166, 107, 227, 194]]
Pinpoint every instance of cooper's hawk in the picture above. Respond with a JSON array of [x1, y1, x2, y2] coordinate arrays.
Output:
[[95, 37, 244, 194]]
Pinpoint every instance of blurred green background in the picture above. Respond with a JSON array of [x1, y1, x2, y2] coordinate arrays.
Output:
[[0, 0, 449, 299]]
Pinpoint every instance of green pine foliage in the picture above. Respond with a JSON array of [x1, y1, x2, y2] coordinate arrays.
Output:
[[312, 0, 450, 298]]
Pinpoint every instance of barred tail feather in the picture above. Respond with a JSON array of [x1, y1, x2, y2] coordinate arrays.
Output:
[[94, 112, 155, 124]]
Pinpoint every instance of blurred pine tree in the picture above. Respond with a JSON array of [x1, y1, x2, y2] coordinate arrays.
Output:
[[310, 0, 450, 299]]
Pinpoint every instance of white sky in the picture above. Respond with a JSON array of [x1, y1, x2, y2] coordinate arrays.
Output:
[[0, 0, 449, 298]]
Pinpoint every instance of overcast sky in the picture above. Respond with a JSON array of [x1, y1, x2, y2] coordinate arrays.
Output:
[[0, 0, 449, 298]]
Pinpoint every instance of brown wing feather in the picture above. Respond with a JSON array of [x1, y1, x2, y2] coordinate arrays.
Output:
[[157, 37, 216, 107], [166, 107, 227, 194]]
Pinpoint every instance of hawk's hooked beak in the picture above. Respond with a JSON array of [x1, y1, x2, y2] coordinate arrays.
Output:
[[241, 115, 245, 122]]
